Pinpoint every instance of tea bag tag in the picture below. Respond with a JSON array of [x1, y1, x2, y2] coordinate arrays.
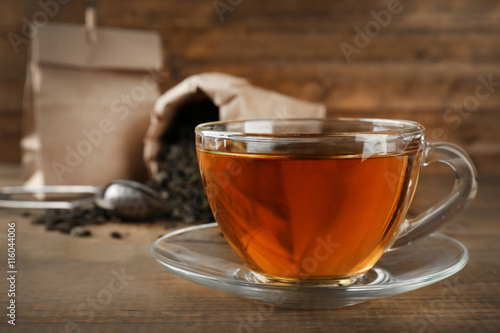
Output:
[[358, 134, 391, 161], [85, 5, 98, 44]]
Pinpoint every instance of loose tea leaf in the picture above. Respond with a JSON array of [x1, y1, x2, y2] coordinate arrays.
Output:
[[111, 231, 122, 239], [70, 226, 92, 237]]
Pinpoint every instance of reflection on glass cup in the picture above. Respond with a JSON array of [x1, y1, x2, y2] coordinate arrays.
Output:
[[195, 119, 477, 285]]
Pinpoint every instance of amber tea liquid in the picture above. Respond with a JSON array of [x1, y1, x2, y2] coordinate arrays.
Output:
[[197, 150, 420, 282]]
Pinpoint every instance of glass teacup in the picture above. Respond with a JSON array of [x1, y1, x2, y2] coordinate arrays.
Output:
[[195, 118, 477, 285]]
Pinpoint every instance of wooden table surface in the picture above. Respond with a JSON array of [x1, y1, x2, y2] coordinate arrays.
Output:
[[0, 163, 499, 333]]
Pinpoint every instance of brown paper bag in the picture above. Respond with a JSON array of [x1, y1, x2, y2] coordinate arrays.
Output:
[[144, 72, 326, 175], [22, 18, 162, 186]]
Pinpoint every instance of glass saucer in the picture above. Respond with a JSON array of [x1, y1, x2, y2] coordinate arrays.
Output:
[[151, 223, 469, 309]]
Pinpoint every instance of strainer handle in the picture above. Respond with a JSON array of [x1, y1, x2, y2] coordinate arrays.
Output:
[[0, 186, 100, 209]]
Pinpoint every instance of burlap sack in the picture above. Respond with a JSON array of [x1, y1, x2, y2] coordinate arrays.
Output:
[[22, 18, 162, 186], [143, 72, 327, 176]]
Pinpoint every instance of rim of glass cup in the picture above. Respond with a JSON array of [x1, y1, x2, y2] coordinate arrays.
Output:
[[195, 118, 425, 142]]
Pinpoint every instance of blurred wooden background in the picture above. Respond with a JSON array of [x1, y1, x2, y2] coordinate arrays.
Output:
[[1, 0, 499, 175]]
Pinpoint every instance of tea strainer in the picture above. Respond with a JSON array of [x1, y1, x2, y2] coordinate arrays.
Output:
[[0, 180, 163, 220]]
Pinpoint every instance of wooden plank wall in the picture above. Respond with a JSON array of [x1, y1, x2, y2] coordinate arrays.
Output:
[[1, 0, 499, 175]]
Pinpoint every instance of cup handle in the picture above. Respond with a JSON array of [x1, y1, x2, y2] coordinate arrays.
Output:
[[390, 142, 478, 249]]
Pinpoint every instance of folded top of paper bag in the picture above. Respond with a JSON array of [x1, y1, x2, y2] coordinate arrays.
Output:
[[32, 23, 162, 71]]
